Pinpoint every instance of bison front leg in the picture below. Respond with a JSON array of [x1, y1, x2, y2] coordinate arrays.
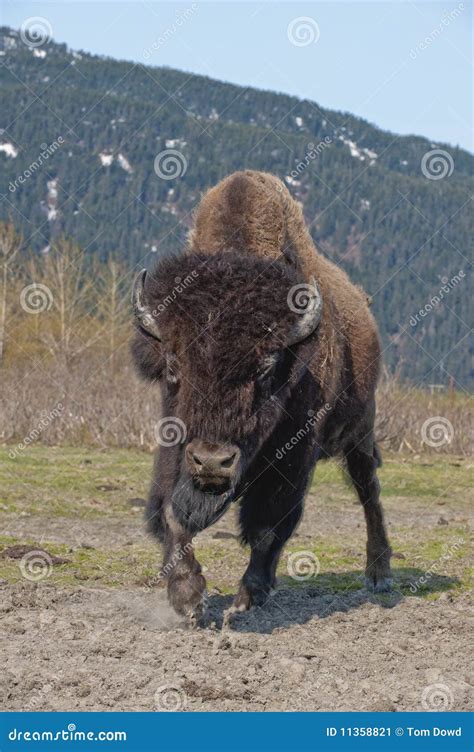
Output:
[[146, 449, 207, 622], [234, 474, 306, 611], [157, 504, 206, 624], [346, 439, 393, 592]]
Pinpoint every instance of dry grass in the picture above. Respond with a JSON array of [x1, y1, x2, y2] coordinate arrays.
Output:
[[0, 230, 470, 456], [0, 359, 471, 455]]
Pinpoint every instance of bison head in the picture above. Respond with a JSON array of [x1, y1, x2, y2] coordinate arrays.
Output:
[[132, 251, 322, 533]]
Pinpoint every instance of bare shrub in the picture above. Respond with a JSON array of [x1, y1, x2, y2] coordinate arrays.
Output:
[[0, 221, 471, 457], [1, 359, 471, 456], [0, 359, 162, 451], [375, 373, 472, 455]]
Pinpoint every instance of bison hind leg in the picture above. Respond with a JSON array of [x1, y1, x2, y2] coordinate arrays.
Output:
[[373, 441, 383, 468], [345, 437, 392, 592], [145, 493, 166, 542]]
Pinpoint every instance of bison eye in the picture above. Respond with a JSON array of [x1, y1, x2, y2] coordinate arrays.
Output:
[[166, 354, 179, 384]]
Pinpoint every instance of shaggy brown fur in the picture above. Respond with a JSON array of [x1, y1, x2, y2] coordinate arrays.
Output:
[[131, 170, 392, 621], [190, 171, 380, 399]]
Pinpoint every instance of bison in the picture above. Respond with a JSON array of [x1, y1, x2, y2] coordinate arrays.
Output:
[[131, 170, 392, 621]]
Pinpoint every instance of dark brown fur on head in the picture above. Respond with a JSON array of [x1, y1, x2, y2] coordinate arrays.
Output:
[[132, 250, 318, 531]]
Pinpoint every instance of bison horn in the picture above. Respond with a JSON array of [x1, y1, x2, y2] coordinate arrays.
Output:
[[287, 277, 323, 345], [132, 269, 162, 341]]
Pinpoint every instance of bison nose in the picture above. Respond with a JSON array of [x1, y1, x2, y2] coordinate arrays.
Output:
[[185, 440, 240, 479]]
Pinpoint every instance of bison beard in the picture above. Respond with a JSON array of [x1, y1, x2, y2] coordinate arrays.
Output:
[[131, 170, 393, 622], [171, 472, 235, 533]]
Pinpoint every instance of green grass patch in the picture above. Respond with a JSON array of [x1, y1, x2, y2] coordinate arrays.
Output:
[[0, 446, 151, 516], [312, 454, 472, 503], [0, 447, 471, 602]]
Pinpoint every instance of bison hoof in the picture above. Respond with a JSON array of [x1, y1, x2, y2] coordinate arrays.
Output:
[[233, 580, 271, 612], [365, 575, 393, 593], [168, 572, 206, 620], [186, 599, 206, 629]]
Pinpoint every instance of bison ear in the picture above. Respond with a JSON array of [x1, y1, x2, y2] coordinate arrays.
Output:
[[287, 277, 323, 346], [131, 269, 162, 341]]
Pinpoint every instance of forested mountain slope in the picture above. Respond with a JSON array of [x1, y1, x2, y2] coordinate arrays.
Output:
[[1, 27, 472, 387]]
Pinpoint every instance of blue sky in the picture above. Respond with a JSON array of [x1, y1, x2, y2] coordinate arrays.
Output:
[[4, 1, 473, 151]]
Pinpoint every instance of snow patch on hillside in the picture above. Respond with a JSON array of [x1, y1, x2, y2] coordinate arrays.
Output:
[[46, 179, 58, 221], [117, 153, 133, 173], [338, 135, 378, 164], [0, 142, 18, 158], [98, 152, 133, 172], [165, 138, 186, 149], [99, 153, 113, 166]]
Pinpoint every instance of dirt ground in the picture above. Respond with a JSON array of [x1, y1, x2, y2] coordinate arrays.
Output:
[[0, 447, 472, 712]]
